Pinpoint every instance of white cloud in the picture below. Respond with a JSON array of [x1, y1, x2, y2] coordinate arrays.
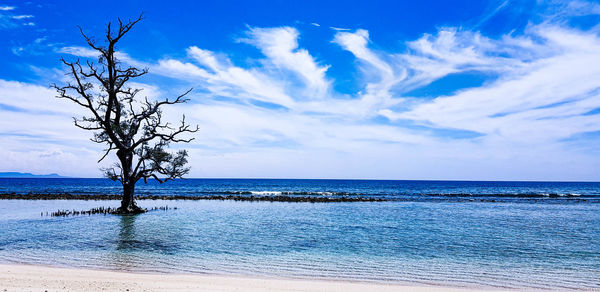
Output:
[[179, 23, 600, 179], [5, 3, 600, 180], [553, 0, 600, 17], [11, 46, 23, 55], [12, 37, 53, 56], [0, 4, 37, 29], [0, 79, 171, 177], [387, 25, 600, 144], [241, 27, 331, 98], [331, 29, 406, 117], [334, 29, 396, 84], [57, 46, 99, 58], [12, 14, 32, 19], [330, 27, 350, 31], [157, 47, 296, 108], [0, 80, 103, 177]]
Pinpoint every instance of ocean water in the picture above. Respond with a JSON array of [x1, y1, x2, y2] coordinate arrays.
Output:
[[0, 179, 599, 289], [1, 178, 599, 201]]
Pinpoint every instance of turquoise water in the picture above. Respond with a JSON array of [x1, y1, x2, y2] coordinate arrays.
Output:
[[0, 179, 599, 289]]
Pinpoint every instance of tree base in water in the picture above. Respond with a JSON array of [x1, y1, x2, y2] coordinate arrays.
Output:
[[111, 205, 147, 215]]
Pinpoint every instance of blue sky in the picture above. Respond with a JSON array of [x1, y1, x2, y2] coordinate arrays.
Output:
[[1, 0, 600, 180]]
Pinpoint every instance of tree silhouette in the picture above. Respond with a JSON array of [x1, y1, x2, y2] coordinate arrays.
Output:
[[53, 15, 198, 214]]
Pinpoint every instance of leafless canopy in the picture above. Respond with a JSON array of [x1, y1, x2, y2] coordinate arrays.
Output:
[[53, 14, 198, 203]]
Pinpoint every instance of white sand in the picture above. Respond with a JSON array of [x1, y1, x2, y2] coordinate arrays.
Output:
[[0, 264, 496, 292]]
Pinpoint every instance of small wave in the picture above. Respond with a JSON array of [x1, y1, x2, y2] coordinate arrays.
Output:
[[250, 191, 282, 196], [188, 191, 357, 197], [0, 191, 594, 202], [421, 192, 586, 198]]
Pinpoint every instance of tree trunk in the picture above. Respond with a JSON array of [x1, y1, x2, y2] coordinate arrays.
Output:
[[116, 182, 144, 214], [120, 182, 136, 210], [116, 150, 145, 214]]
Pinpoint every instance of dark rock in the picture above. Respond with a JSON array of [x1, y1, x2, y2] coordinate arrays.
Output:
[[0, 193, 387, 203]]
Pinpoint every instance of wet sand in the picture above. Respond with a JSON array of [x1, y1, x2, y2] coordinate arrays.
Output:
[[0, 264, 498, 292]]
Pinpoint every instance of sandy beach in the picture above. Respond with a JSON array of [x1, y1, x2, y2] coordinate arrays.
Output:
[[0, 264, 498, 292]]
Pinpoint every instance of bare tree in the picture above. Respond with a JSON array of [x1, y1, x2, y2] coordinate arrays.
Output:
[[53, 15, 198, 214]]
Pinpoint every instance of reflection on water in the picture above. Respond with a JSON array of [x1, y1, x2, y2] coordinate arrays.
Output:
[[106, 214, 143, 270], [105, 211, 185, 272], [117, 215, 137, 250]]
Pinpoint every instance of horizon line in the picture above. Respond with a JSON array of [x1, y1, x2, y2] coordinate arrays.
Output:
[[2, 175, 599, 183]]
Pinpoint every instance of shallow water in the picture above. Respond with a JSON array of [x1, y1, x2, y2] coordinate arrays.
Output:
[[1, 197, 599, 289]]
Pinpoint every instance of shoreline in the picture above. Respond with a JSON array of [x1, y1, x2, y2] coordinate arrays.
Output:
[[0, 263, 503, 292]]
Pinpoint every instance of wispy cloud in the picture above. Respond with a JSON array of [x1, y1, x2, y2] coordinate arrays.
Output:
[[383, 25, 600, 144], [57, 46, 99, 58], [5, 1, 600, 179], [146, 20, 599, 178], [0, 5, 35, 29], [330, 26, 350, 31], [12, 36, 52, 56], [12, 14, 33, 19], [240, 27, 331, 98]]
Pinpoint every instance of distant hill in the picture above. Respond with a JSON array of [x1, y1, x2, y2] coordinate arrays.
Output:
[[0, 172, 66, 178]]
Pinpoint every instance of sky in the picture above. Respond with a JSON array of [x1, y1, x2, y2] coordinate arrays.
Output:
[[0, 0, 600, 181]]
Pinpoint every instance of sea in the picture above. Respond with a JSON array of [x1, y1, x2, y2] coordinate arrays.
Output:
[[0, 178, 599, 290]]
